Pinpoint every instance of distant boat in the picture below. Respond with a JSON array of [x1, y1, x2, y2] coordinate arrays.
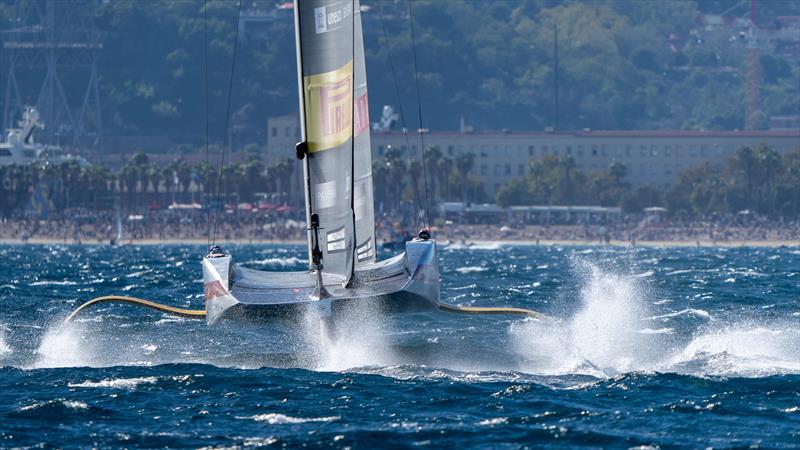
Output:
[[0, 106, 89, 168], [202, 0, 440, 324], [110, 206, 123, 246]]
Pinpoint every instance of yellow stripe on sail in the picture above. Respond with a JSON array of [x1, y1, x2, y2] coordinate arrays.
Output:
[[303, 59, 354, 152]]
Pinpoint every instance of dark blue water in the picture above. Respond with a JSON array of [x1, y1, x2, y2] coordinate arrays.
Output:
[[1, 244, 798, 448]]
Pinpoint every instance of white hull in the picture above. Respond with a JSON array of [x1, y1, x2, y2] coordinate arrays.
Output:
[[202, 239, 440, 325]]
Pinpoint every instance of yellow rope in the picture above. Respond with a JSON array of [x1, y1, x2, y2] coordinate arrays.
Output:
[[66, 295, 206, 322], [438, 301, 547, 320], [65, 297, 544, 323]]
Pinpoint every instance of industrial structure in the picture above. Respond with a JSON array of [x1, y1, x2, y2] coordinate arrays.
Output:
[[1, 0, 104, 153]]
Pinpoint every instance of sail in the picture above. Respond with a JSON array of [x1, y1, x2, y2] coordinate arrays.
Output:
[[295, 0, 358, 280], [352, 0, 376, 265]]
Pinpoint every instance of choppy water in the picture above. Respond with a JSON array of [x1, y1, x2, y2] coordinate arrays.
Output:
[[1, 243, 798, 448]]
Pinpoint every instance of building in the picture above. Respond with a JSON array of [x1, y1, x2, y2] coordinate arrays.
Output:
[[267, 115, 799, 200], [373, 129, 800, 197]]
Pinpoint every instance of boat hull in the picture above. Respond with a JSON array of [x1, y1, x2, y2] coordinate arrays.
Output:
[[202, 239, 440, 325]]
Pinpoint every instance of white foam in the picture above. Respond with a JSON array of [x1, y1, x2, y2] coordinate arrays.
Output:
[[30, 280, 78, 286], [638, 328, 674, 335], [647, 309, 711, 321], [68, 377, 158, 389], [244, 256, 304, 267], [19, 399, 89, 412], [244, 413, 339, 424], [477, 417, 508, 426], [455, 266, 487, 274], [666, 324, 800, 376]]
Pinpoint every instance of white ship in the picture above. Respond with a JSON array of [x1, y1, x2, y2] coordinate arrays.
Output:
[[0, 106, 89, 167]]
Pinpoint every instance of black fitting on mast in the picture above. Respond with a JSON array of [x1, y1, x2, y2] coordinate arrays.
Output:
[[296, 141, 307, 160], [310, 213, 330, 299]]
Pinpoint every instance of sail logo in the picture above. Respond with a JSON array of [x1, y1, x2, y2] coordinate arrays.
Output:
[[354, 91, 369, 135], [319, 77, 352, 137], [314, 2, 351, 34], [304, 60, 355, 152]]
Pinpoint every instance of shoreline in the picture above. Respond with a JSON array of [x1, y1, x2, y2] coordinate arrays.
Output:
[[1, 237, 797, 248]]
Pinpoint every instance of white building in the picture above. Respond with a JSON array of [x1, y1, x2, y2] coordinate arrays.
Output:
[[267, 114, 800, 200]]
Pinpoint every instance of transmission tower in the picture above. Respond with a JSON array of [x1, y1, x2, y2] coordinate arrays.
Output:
[[745, 0, 760, 130], [2, 0, 104, 152]]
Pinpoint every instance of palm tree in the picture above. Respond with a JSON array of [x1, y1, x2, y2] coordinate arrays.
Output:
[[455, 153, 475, 203]]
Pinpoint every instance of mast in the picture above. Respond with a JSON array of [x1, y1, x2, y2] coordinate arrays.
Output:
[[293, 0, 314, 270]]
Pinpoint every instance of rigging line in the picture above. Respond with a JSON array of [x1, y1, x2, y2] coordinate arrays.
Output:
[[211, 0, 243, 244], [376, 1, 423, 228], [203, 0, 210, 247], [407, 0, 431, 230], [349, 0, 357, 280]]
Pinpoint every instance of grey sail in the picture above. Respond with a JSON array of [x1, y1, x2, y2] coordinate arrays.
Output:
[[200, 0, 440, 326], [352, 0, 376, 265], [296, 0, 357, 281]]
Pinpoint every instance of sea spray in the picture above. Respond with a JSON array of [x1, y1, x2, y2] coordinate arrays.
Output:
[[510, 260, 673, 376], [0, 326, 12, 360], [34, 321, 96, 368], [302, 299, 396, 371]]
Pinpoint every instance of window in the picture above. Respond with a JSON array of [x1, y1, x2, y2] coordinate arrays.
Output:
[[566, 146, 573, 155], [528, 145, 535, 156], [494, 165, 502, 175], [601, 145, 608, 157], [480, 164, 488, 175], [640, 145, 647, 156], [625, 145, 631, 157], [447, 145, 454, 156], [518, 164, 525, 175], [591, 145, 598, 156], [665, 145, 672, 156], [0, 148, 10, 157], [271, 127, 277, 137], [505, 165, 512, 175], [378, 145, 385, 156], [578, 145, 585, 156]]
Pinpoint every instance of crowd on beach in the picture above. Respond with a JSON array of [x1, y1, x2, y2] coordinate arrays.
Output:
[[0, 207, 797, 246]]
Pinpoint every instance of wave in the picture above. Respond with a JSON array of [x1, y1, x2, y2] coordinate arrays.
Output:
[[647, 308, 712, 321], [666, 324, 800, 376], [68, 376, 158, 389], [455, 266, 487, 274], [242, 413, 340, 424], [30, 280, 78, 286]]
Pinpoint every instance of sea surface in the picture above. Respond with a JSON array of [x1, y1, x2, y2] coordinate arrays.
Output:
[[0, 243, 798, 448]]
